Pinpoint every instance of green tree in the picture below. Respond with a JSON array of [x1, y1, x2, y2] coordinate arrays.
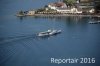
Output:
[[63, 0, 76, 6], [19, 10, 24, 15], [36, 8, 45, 12]]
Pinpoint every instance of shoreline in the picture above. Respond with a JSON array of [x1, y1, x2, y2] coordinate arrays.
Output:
[[16, 13, 100, 17], [34, 14, 100, 17]]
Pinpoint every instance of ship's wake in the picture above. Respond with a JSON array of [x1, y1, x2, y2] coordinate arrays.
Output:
[[0, 34, 37, 44]]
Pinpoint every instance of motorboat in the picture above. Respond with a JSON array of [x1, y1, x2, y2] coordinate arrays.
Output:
[[16, 12, 26, 17], [89, 21, 100, 24], [89, 17, 100, 24], [38, 29, 61, 37]]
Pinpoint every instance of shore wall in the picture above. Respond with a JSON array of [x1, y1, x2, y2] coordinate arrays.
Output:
[[34, 14, 100, 17]]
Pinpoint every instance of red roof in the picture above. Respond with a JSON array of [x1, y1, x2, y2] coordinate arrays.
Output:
[[49, 2, 66, 7], [55, 2, 65, 7]]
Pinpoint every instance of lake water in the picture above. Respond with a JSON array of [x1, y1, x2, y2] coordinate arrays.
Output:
[[0, 0, 100, 66]]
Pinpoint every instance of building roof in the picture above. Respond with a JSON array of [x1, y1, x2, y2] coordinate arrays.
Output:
[[55, 2, 66, 7], [49, 2, 66, 7], [80, 0, 94, 3]]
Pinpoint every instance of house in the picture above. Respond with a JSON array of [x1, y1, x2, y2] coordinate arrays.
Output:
[[89, 8, 95, 13], [26, 10, 35, 16], [56, 8, 71, 13], [77, 0, 95, 13], [70, 8, 82, 13], [56, 7, 82, 13], [48, 3, 56, 10], [47, 1, 82, 14], [94, 0, 100, 13], [48, 2, 67, 10]]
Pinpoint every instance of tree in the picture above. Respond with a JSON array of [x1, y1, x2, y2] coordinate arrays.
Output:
[[18, 10, 24, 15], [36, 8, 45, 12], [63, 0, 76, 6]]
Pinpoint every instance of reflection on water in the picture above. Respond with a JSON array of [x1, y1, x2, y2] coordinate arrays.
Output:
[[0, 34, 36, 44], [19, 16, 84, 23]]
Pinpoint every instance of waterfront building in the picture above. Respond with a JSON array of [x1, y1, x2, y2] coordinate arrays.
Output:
[[48, 2, 67, 10], [56, 7, 82, 13], [77, 0, 95, 13], [56, 8, 71, 13], [26, 10, 35, 16], [48, 3, 56, 10], [94, 0, 100, 13], [48, 2, 82, 14]]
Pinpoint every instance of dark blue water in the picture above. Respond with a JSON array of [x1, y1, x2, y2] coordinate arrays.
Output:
[[0, 0, 100, 66]]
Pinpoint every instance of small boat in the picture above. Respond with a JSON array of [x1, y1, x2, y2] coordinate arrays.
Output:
[[16, 10, 26, 17], [38, 29, 61, 37], [97, 21, 100, 22], [16, 14, 25, 17], [89, 21, 100, 24]]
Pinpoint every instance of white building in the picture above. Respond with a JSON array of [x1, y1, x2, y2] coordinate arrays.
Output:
[[56, 7, 82, 13], [56, 8, 71, 13], [48, 2, 67, 10], [89, 8, 95, 13], [48, 2, 82, 14], [48, 4, 57, 10], [26, 10, 35, 15], [70, 8, 82, 13]]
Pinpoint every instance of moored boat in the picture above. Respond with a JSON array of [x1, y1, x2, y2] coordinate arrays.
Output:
[[16, 14, 25, 17], [89, 21, 100, 24]]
